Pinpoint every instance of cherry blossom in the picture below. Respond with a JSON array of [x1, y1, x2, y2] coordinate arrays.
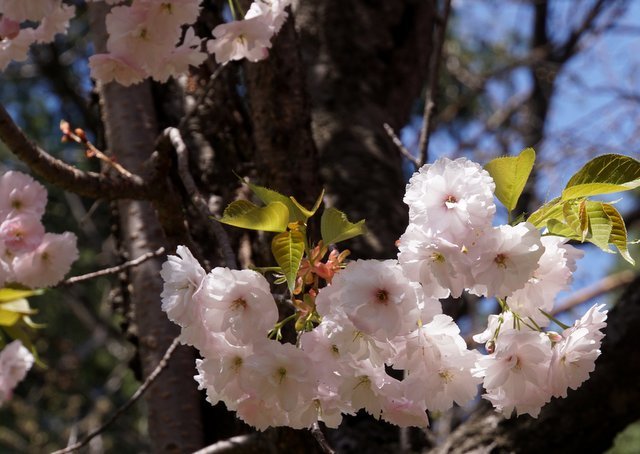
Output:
[[404, 156, 496, 241], [208, 16, 272, 64], [160, 245, 206, 328], [0, 340, 34, 406], [470, 222, 544, 298]]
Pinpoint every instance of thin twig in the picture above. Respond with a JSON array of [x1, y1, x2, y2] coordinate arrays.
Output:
[[552, 270, 636, 316], [417, 0, 452, 166], [58, 247, 166, 287], [0, 102, 149, 200], [168, 127, 238, 270], [383, 123, 420, 170], [192, 434, 260, 454], [311, 423, 335, 454], [51, 336, 181, 454]]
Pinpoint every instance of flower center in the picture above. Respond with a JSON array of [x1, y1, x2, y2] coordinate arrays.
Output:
[[231, 297, 247, 310], [444, 194, 458, 209], [232, 356, 243, 372], [375, 289, 389, 304], [494, 253, 508, 269], [277, 367, 287, 384], [439, 369, 454, 384]]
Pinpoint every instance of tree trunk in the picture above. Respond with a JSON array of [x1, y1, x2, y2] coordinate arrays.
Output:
[[296, 0, 436, 259], [89, 4, 204, 452]]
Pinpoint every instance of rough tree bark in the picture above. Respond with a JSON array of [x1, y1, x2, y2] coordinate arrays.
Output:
[[296, 0, 436, 259], [89, 4, 204, 452]]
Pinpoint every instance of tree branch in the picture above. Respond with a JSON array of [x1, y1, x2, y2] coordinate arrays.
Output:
[[167, 127, 238, 269], [58, 247, 166, 287], [383, 123, 420, 170], [51, 336, 181, 454], [0, 102, 149, 200], [417, 0, 452, 166], [552, 270, 636, 316]]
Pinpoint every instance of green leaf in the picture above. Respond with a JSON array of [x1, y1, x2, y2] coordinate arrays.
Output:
[[0, 299, 36, 327], [562, 199, 589, 241], [271, 230, 305, 292], [601, 203, 635, 265], [0, 288, 43, 302], [561, 154, 640, 200], [546, 219, 582, 239], [584, 201, 614, 252], [290, 188, 325, 219], [239, 177, 307, 222], [219, 200, 289, 232], [321, 207, 367, 245], [484, 148, 536, 211], [527, 197, 564, 228]]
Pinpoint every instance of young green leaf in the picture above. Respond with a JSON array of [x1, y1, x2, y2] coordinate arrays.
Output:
[[561, 154, 640, 200], [546, 219, 582, 239], [0, 288, 43, 303], [0, 299, 36, 327], [271, 230, 306, 293], [527, 197, 564, 228], [218, 200, 289, 232], [290, 188, 325, 219], [601, 203, 635, 265], [238, 177, 307, 222], [484, 148, 536, 211], [584, 201, 614, 252], [562, 199, 589, 241], [321, 207, 367, 245]]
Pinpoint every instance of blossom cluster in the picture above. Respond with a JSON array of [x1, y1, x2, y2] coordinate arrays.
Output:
[[208, 0, 291, 64], [0, 0, 75, 71], [88, 0, 206, 86], [161, 156, 607, 429], [0, 340, 34, 406], [0, 171, 78, 288], [1, 0, 293, 85]]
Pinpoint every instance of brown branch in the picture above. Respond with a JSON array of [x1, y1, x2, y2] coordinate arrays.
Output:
[[556, 0, 607, 62], [0, 102, 149, 200], [51, 336, 181, 454], [552, 270, 636, 316], [192, 434, 262, 454], [310, 423, 335, 454], [383, 123, 420, 170], [58, 247, 166, 287], [167, 127, 238, 270], [417, 0, 452, 166]]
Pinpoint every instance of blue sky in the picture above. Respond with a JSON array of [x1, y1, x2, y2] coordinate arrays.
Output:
[[400, 0, 640, 326]]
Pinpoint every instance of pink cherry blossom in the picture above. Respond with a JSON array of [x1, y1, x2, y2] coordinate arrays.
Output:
[[470, 222, 544, 298], [404, 157, 496, 241], [11, 232, 78, 288], [321, 259, 419, 339], [241, 342, 312, 412], [208, 16, 272, 64], [0, 215, 45, 254], [0, 340, 34, 406], [475, 330, 552, 417], [199, 268, 278, 343], [508, 236, 583, 326], [88, 54, 146, 86], [0, 171, 47, 220], [160, 245, 206, 328], [548, 304, 607, 397], [0, 0, 56, 22]]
